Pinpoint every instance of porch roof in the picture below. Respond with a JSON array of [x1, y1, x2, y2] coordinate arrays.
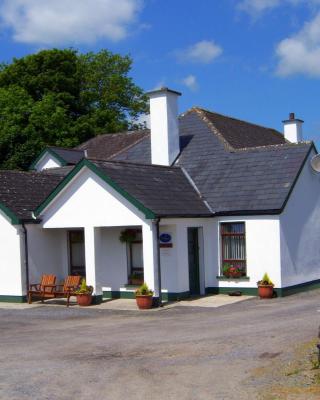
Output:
[[35, 159, 212, 220]]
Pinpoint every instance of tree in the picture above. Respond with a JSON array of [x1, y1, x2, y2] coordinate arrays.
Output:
[[0, 49, 147, 169]]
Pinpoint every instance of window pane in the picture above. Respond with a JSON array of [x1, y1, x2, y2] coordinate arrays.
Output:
[[221, 223, 244, 234], [221, 222, 246, 277]]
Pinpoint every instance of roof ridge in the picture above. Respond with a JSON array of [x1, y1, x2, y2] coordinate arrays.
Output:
[[49, 146, 84, 153], [75, 129, 150, 149], [234, 140, 313, 152], [89, 158, 181, 170], [187, 108, 235, 152], [192, 107, 285, 138], [108, 132, 150, 160]]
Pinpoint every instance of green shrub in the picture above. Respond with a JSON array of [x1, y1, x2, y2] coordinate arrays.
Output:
[[135, 282, 153, 296], [257, 273, 274, 286], [75, 279, 93, 295]]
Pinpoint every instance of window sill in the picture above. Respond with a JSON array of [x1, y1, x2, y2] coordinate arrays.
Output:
[[216, 276, 250, 281], [123, 284, 140, 289]]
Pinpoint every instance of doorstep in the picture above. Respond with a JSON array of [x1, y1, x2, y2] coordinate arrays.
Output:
[[177, 294, 254, 308]]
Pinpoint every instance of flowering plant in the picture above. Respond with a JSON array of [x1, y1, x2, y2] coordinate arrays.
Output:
[[223, 263, 245, 278]]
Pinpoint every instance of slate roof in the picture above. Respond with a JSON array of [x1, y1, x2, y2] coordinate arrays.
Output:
[[113, 108, 314, 214], [89, 160, 211, 217], [48, 147, 84, 165], [76, 130, 149, 160], [0, 106, 314, 222], [0, 171, 65, 221], [200, 109, 286, 149]]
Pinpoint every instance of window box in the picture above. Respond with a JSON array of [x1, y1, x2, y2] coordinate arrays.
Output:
[[216, 275, 250, 281]]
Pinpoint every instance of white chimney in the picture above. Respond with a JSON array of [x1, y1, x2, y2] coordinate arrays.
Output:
[[146, 87, 181, 166], [283, 112, 304, 143]]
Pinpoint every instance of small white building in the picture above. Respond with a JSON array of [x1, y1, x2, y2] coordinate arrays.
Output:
[[1, 87, 320, 303]]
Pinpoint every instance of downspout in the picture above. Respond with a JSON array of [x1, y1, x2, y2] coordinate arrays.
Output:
[[21, 223, 29, 295], [155, 218, 162, 307]]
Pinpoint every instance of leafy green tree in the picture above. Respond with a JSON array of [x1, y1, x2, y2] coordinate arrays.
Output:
[[0, 49, 147, 169]]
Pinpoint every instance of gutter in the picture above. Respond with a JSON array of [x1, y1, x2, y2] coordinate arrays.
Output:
[[155, 218, 162, 307], [21, 223, 29, 294]]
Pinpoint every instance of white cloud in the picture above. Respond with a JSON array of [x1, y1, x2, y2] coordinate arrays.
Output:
[[176, 40, 222, 64], [239, 0, 281, 15], [181, 74, 198, 91], [276, 12, 320, 77], [0, 0, 142, 45], [239, 0, 320, 16]]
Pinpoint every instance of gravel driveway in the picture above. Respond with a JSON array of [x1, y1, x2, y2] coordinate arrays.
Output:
[[0, 291, 319, 400]]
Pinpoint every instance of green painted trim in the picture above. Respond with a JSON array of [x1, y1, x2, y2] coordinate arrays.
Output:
[[0, 295, 26, 303], [103, 290, 190, 301], [216, 276, 250, 281], [206, 278, 320, 297], [278, 279, 320, 297], [0, 202, 21, 225], [35, 158, 156, 220], [91, 294, 103, 304], [29, 148, 67, 170], [206, 287, 258, 296], [162, 291, 190, 301]]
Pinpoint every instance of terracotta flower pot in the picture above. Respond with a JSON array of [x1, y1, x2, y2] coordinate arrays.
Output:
[[136, 295, 153, 309], [258, 285, 274, 299], [76, 293, 92, 306]]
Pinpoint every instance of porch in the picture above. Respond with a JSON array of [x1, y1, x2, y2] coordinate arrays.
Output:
[[26, 220, 207, 304]]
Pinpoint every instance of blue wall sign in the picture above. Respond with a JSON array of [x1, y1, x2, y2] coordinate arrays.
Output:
[[160, 233, 172, 243], [159, 233, 173, 248]]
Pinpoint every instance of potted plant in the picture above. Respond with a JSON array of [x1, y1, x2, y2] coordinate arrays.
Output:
[[135, 283, 153, 309], [130, 272, 144, 286], [75, 279, 93, 306], [257, 273, 274, 299], [223, 263, 244, 278]]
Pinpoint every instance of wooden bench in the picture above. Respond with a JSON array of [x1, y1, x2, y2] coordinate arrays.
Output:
[[28, 274, 56, 304]]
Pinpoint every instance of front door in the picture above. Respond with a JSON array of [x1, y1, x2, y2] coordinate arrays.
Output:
[[69, 230, 85, 276], [188, 228, 200, 295]]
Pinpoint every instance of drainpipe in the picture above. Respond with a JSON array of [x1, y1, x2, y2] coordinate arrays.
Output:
[[155, 218, 162, 307], [21, 223, 29, 294]]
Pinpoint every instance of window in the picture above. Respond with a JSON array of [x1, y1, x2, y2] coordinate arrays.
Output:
[[128, 229, 144, 285], [69, 230, 85, 276], [220, 222, 246, 278]]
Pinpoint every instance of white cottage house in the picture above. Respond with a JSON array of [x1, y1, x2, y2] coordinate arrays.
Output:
[[1, 87, 320, 304]]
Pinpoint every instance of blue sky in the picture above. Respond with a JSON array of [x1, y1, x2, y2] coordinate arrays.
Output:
[[0, 0, 320, 142]]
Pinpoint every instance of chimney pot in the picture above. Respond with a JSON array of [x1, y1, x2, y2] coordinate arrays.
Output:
[[289, 112, 295, 120]]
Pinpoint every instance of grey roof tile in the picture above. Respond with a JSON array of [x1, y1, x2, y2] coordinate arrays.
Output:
[[90, 160, 211, 217]]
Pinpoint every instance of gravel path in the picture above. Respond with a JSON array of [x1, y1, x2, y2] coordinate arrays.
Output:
[[0, 290, 319, 400]]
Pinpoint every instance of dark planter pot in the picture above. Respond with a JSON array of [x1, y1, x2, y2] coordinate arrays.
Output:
[[76, 293, 92, 306], [258, 285, 274, 299], [136, 295, 153, 309]]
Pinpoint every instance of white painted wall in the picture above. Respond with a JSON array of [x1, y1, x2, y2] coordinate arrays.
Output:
[[280, 149, 320, 287], [40, 167, 158, 294], [213, 216, 281, 289], [27, 225, 68, 285], [161, 218, 211, 293], [98, 227, 128, 290], [149, 90, 180, 166], [0, 211, 24, 296], [283, 120, 303, 143], [34, 153, 62, 171], [41, 167, 147, 228]]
